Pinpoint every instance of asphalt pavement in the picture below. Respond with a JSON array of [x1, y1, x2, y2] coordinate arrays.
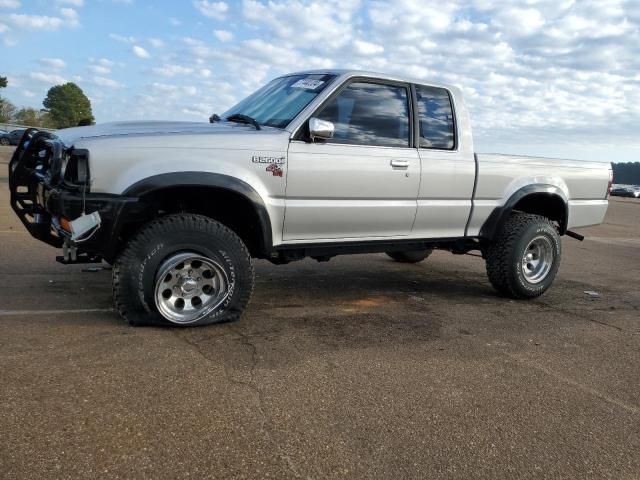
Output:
[[1, 145, 639, 479]]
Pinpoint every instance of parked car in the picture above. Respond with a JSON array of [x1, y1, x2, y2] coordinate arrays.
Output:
[[9, 69, 612, 327], [1, 129, 26, 146], [610, 186, 640, 198]]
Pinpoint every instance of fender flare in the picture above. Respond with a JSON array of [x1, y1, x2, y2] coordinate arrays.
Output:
[[122, 172, 273, 254], [479, 184, 568, 240]]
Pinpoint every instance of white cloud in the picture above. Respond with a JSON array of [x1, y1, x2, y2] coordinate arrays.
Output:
[[353, 39, 384, 55], [88, 57, 115, 74], [8, 13, 63, 30], [0, 0, 20, 8], [93, 76, 122, 88], [213, 29, 232, 42], [151, 64, 194, 77], [0, 22, 9, 33], [23, 89, 35, 97], [56, 0, 84, 6], [132, 45, 151, 59], [88, 64, 111, 74], [169, 17, 182, 26], [29, 72, 67, 84], [109, 33, 136, 43], [39, 57, 66, 69], [194, 0, 228, 20], [149, 37, 164, 48]]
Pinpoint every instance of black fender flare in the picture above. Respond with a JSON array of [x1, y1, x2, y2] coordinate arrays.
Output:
[[479, 184, 568, 240], [122, 172, 273, 254]]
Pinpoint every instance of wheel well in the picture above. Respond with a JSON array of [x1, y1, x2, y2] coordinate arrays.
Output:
[[118, 186, 270, 258], [513, 193, 567, 233]]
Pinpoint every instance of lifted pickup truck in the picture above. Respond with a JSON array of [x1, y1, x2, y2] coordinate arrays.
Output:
[[10, 70, 612, 327]]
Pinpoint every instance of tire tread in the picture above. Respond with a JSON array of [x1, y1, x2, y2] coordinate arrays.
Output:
[[485, 212, 557, 299], [113, 214, 254, 326]]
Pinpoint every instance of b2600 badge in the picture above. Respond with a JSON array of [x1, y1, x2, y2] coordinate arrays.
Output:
[[252, 155, 285, 164]]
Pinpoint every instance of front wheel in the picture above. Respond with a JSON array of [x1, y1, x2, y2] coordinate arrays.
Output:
[[113, 214, 254, 327], [485, 213, 561, 299], [0, 138, 9, 146]]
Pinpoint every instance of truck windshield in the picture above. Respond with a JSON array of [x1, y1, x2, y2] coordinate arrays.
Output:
[[221, 74, 336, 129]]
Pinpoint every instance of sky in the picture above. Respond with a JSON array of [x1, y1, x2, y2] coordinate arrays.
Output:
[[1, 0, 639, 162]]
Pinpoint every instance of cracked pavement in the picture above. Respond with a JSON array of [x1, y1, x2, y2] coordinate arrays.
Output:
[[1, 146, 639, 479]]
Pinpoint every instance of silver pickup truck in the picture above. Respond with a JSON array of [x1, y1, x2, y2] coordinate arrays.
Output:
[[9, 69, 612, 327]]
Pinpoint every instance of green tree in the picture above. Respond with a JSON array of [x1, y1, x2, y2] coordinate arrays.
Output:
[[42, 82, 94, 128], [0, 75, 13, 123], [13, 107, 45, 127]]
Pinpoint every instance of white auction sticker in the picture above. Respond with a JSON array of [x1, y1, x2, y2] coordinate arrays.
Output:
[[291, 79, 325, 90]]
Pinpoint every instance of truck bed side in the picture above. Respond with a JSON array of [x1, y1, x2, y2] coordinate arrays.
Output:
[[468, 153, 610, 236]]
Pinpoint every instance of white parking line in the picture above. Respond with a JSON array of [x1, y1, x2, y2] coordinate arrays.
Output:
[[0, 308, 113, 316]]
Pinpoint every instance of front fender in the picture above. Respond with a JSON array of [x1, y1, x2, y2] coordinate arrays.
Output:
[[123, 172, 274, 253]]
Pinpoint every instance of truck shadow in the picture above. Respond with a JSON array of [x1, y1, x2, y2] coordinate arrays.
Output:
[[172, 255, 507, 371]]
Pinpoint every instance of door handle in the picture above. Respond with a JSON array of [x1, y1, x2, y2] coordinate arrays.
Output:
[[390, 158, 409, 168]]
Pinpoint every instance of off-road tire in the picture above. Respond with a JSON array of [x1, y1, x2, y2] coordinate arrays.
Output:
[[485, 212, 561, 299], [386, 249, 433, 264], [113, 214, 254, 327]]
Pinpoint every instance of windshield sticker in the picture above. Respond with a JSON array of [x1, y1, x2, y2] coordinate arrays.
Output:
[[291, 79, 325, 90]]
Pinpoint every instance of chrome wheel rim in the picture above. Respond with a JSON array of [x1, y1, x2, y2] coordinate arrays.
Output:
[[154, 252, 230, 324], [521, 235, 554, 284]]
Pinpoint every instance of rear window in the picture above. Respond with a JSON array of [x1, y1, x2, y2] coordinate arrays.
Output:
[[416, 85, 455, 150]]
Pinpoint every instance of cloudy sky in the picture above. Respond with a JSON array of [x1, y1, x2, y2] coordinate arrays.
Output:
[[1, 0, 639, 161]]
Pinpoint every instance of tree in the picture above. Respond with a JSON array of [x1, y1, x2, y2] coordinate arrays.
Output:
[[13, 107, 53, 128], [612, 162, 640, 185], [0, 98, 16, 123], [42, 82, 94, 129], [0, 75, 13, 122]]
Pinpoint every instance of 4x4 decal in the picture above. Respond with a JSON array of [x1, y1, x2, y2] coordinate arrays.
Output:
[[266, 163, 283, 177]]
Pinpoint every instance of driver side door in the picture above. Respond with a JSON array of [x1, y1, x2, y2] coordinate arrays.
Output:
[[283, 80, 420, 242]]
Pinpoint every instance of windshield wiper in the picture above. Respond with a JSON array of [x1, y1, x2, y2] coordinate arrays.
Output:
[[225, 113, 261, 130]]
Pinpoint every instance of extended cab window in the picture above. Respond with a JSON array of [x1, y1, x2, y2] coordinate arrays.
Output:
[[316, 82, 410, 148], [416, 86, 455, 150]]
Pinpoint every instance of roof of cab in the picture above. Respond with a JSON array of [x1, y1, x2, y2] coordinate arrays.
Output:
[[284, 69, 457, 92]]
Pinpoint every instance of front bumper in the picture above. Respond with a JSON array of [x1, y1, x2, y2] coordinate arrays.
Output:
[[9, 129, 146, 263]]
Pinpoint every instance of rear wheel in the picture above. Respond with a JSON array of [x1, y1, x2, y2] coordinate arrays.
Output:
[[113, 214, 254, 327], [485, 213, 561, 299], [386, 249, 433, 264]]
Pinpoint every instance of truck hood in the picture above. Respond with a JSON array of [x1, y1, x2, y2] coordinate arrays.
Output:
[[55, 120, 272, 145]]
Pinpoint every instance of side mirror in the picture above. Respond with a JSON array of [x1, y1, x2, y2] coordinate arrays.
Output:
[[308, 117, 334, 141]]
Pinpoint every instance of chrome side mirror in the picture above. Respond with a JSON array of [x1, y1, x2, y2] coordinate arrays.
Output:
[[309, 117, 334, 141]]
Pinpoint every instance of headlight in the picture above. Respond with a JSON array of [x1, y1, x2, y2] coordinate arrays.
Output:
[[62, 149, 90, 187]]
